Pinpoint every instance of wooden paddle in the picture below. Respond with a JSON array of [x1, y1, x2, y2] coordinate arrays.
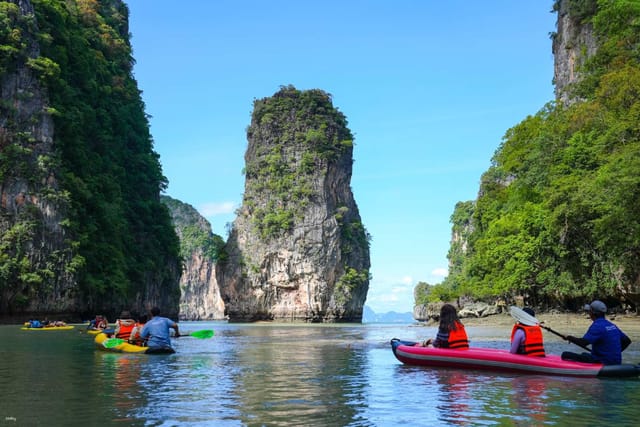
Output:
[[509, 306, 591, 352], [102, 329, 214, 348]]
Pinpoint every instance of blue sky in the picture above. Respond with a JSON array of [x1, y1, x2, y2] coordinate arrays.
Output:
[[127, 1, 557, 314]]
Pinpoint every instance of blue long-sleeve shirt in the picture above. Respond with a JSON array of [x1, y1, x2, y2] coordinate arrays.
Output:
[[583, 317, 629, 365]]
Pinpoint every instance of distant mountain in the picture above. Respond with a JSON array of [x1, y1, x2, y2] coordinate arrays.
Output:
[[362, 306, 415, 323]]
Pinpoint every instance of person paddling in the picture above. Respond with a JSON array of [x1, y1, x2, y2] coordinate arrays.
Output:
[[561, 300, 631, 365], [139, 307, 179, 353]]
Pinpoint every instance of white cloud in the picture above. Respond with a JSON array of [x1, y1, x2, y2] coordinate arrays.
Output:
[[198, 201, 236, 217], [376, 293, 399, 303], [366, 276, 415, 313], [431, 268, 448, 277], [391, 285, 410, 294]]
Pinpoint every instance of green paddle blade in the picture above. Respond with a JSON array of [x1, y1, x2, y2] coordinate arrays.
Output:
[[186, 329, 214, 339], [103, 338, 125, 348]]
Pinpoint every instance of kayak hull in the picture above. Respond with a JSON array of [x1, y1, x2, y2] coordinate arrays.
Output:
[[390, 338, 639, 378], [94, 332, 174, 354], [21, 325, 75, 331], [95, 332, 148, 353]]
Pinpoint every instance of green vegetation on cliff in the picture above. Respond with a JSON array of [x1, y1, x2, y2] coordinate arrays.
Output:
[[34, 0, 180, 309], [224, 85, 370, 321], [1, 0, 180, 314], [244, 85, 354, 239], [161, 196, 226, 264], [437, 1, 640, 309]]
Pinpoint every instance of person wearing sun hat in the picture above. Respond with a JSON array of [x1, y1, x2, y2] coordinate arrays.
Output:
[[561, 300, 631, 365], [114, 310, 136, 340], [510, 307, 545, 357]]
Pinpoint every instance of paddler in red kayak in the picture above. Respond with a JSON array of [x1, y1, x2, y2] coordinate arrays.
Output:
[[418, 303, 469, 349], [510, 307, 546, 357], [562, 300, 631, 365]]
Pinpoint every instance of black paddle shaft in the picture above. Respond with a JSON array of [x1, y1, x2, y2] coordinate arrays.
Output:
[[541, 325, 591, 352]]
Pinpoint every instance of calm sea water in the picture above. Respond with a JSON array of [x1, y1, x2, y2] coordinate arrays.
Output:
[[1, 322, 639, 426]]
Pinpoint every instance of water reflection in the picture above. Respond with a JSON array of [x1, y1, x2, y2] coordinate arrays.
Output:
[[229, 326, 368, 426], [509, 375, 550, 425], [1, 323, 640, 426], [434, 370, 473, 425]]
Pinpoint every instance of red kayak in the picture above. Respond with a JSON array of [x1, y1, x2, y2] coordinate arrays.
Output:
[[390, 339, 639, 378]]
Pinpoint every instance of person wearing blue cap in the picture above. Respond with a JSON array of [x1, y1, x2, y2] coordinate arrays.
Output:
[[561, 300, 631, 365]]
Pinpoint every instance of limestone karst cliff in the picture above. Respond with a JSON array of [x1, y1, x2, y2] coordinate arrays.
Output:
[[552, 0, 598, 106], [161, 196, 226, 320], [430, 0, 640, 310], [0, 0, 181, 320], [0, 0, 75, 315], [218, 86, 371, 322]]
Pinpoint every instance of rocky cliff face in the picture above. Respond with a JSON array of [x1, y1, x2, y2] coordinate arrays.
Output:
[[218, 86, 370, 322], [427, 1, 601, 316], [162, 196, 226, 320], [0, 0, 76, 314], [552, 0, 598, 105], [1, 0, 181, 321]]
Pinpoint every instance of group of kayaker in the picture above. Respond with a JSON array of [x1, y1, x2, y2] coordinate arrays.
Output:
[[26, 319, 68, 328], [88, 307, 179, 352], [112, 311, 146, 345], [417, 300, 632, 366]]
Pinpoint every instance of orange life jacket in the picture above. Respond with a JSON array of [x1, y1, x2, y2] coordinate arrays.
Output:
[[448, 321, 470, 349], [115, 319, 136, 339], [511, 324, 545, 357]]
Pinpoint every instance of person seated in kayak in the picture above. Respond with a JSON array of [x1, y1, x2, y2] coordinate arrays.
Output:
[[510, 307, 545, 357], [140, 307, 179, 351], [92, 315, 109, 330], [128, 314, 148, 346], [114, 311, 136, 340], [28, 319, 43, 328], [561, 300, 631, 365], [418, 303, 469, 349]]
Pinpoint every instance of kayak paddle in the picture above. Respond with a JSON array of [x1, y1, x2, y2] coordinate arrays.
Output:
[[103, 337, 126, 348], [509, 306, 538, 326], [509, 306, 590, 352], [178, 329, 214, 339]]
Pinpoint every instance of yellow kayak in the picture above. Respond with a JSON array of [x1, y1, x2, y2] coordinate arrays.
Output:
[[94, 332, 148, 353], [21, 325, 75, 331]]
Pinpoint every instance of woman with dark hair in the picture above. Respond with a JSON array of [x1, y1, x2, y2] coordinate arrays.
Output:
[[419, 303, 469, 349]]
